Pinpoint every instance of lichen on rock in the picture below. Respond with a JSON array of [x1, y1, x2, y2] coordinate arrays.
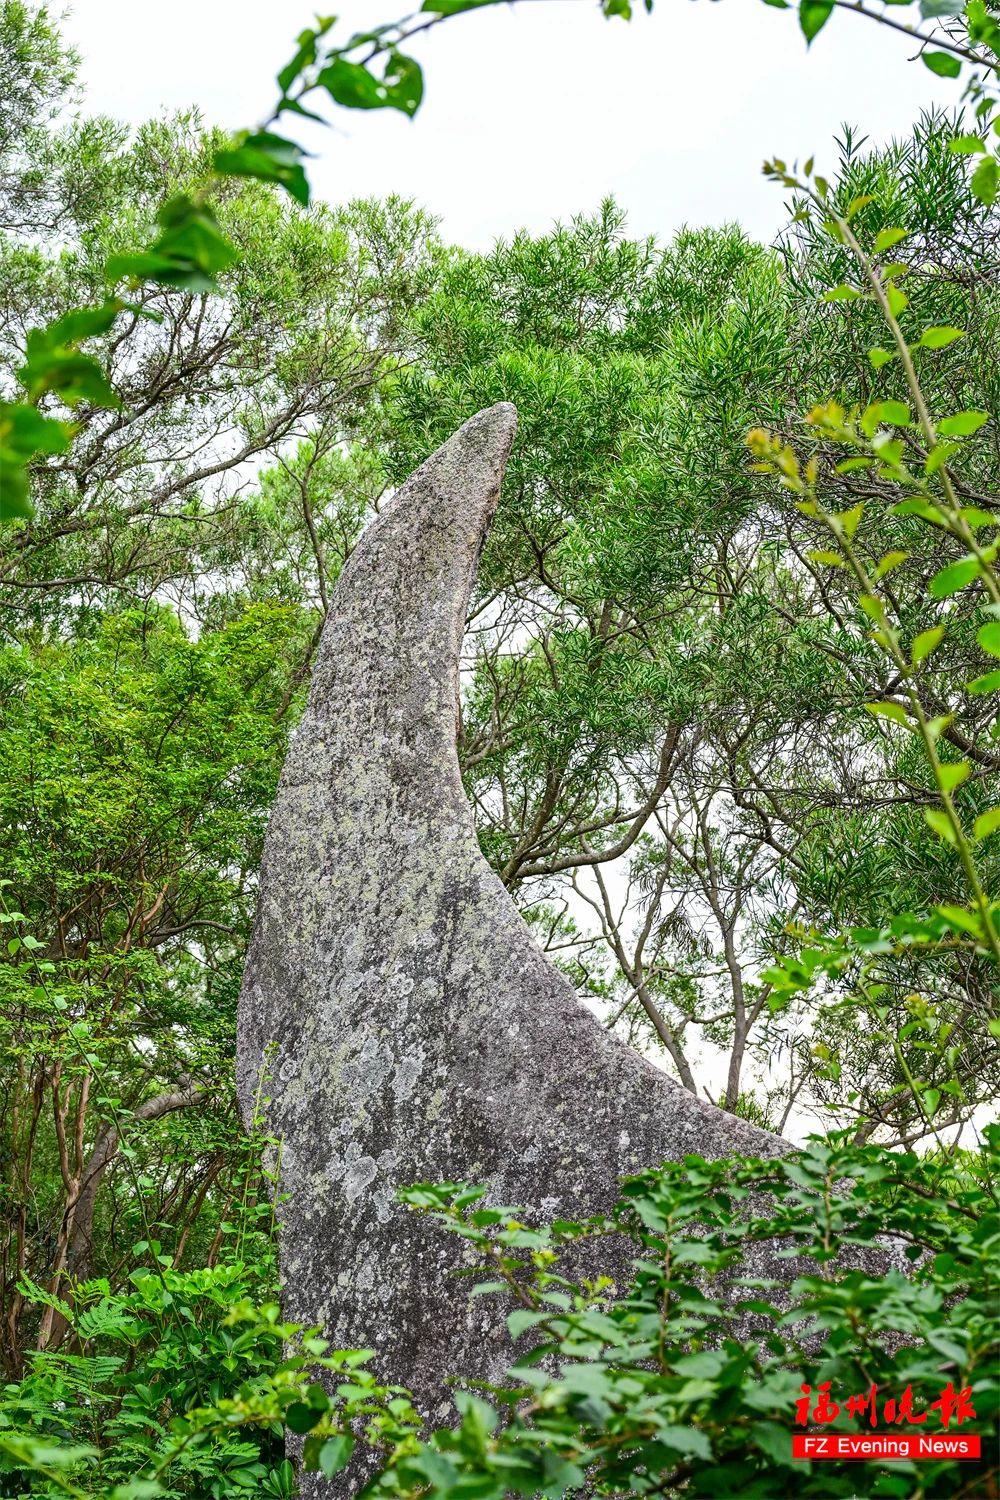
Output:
[[236, 405, 788, 1493]]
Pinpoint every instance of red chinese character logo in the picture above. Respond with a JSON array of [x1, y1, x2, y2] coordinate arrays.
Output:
[[793, 1379, 976, 1432], [929, 1383, 976, 1430], [795, 1382, 840, 1425], [883, 1384, 926, 1426], [845, 1383, 878, 1427]]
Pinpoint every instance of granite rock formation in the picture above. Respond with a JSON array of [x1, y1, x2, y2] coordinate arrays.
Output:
[[236, 404, 788, 1489]]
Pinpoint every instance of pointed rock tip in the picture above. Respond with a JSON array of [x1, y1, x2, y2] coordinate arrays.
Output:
[[416, 403, 518, 540], [452, 401, 518, 454]]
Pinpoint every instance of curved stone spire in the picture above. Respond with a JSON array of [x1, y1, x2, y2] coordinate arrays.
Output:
[[237, 405, 783, 1479]]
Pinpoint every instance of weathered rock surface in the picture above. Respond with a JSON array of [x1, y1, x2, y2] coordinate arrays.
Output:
[[236, 404, 787, 1489]]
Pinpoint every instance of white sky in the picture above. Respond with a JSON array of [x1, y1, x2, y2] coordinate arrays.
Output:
[[63, 0, 947, 251]]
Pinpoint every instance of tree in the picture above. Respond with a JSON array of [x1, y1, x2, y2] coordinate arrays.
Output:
[[0, 53, 439, 615], [354, 152, 998, 1140], [0, 18, 438, 1373]]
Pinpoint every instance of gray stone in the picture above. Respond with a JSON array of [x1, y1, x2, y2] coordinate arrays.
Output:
[[236, 404, 788, 1489]]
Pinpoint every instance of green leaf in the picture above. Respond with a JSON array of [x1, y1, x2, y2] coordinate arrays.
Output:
[[540, 1454, 587, 1495], [838, 502, 864, 538], [456, 1390, 499, 1445], [864, 399, 910, 428], [823, 283, 863, 301], [873, 435, 905, 468], [959, 506, 998, 529], [967, 668, 1000, 693], [881, 399, 911, 426], [306, 1381, 331, 1412], [318, 1435, 354, 1479], [657, 1425, 713, 1460], [107, 197, 238, 293], [40, 304, 121, 345], [286, 1401, 323, 1434], [978, 622, 1000, 657], [973, 807, 1000, 840], [874, 227, 908, 253], [214, 131, 311, 205], [901, 497, 947, 531], [868, 346, 894, 368], [19, 347, 118, 409], [866, 701, 910, 727], [937, 410, 989, 436], [925, 442, 959, 474], [280, 97, 328, 125], [0, 401, 72, 460], [673, 1350, 726, 1377], [920, 325, 964, 349], [799, 0, 834, 41], [912, 625, 944, 663], [318, 58, 389, 109], [938, 760, 969, 792], [422, 0, 503, 10], [752, 1421, 794, 1466], [922, 49, 962, 76], [949, 134, 987, 153], [887, 282, 909, 316], [383, 52, 424, 116], [16, 303, 123, 408], [5, 1442, 100, 1469], [897, 485, 949, 511], [936, 902, 981, 938], [507, 1308, 547, 1338], [420, 0, 504, 11], [971, 149, 995, 204], [875, 550, 908, 577], [0, 457, 33, 520], [925, 808, 958, 844], [929, 556, 979, 597], [971, 154, 998, 206], [272, 1461, 296, 1498], [277, 30, 318, 95]]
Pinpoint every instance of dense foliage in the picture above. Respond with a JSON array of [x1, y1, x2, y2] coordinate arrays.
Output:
[[366, 123, 1000, 1140], [0, 0, 998, 1495], [2, 1136, 997, 1497]]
